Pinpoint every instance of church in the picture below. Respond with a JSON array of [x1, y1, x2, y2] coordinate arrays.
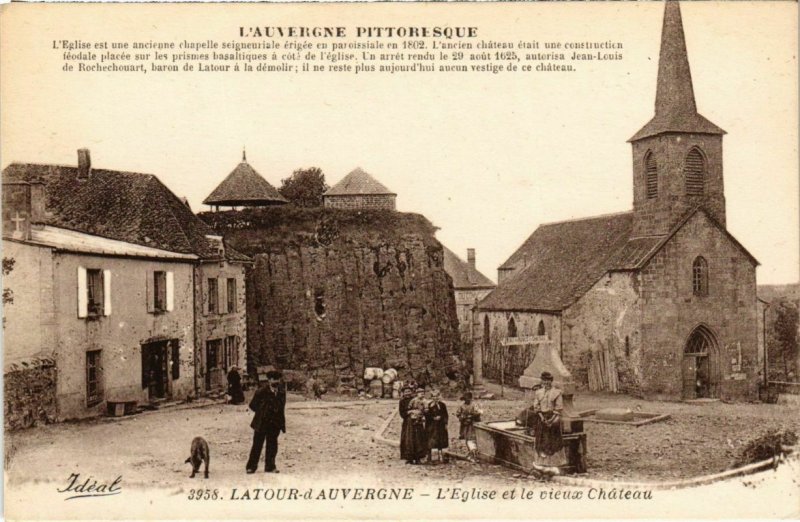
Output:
[[476, 1, 759, 401]]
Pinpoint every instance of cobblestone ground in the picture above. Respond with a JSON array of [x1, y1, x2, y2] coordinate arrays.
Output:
[[5, 389, 800, 489]]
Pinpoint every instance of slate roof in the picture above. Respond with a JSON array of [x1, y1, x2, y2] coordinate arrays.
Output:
[[480, 212, 639, 312], [203, 159, 288, 206], [629, 1, 725, 141], [480, 205, 758, 313], [3, 162, 250, 262], [442, 246, 496, 290], [325, 168, 396, 196]]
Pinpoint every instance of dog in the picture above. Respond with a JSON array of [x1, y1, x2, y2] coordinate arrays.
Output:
[[185, 436, 210, 479]]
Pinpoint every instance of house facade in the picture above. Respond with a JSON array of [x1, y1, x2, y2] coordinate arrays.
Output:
[[2, 150, 249, 426], [442, 247, 495, 343], [476, 1, 760, 401]]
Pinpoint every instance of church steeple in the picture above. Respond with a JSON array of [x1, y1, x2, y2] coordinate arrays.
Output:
[[630, 1, 725, 142], [630, 0, 727, 237]]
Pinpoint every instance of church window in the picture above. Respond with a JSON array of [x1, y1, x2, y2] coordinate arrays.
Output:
[[507, 317, 517, 338], [692, 256, 708, 296], [645, 151, 658, 199], [537, 320, 546, 336], [684, 147, 706, 195]]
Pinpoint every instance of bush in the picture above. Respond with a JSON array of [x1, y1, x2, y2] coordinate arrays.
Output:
[[734, 428, 798, 467]]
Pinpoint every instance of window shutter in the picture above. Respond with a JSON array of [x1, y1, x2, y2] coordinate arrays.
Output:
[[202, 277, 209, 316], [77, 266, 88, 318], [220, 277, 228, 314], [146, 271, 155, 313], [166, 271, 174, 312], [103, 269, 112, 316]]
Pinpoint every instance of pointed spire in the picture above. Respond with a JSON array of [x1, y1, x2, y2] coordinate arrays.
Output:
[[242, 147, 247, 163], [654, 0, 696, 116], [629, 0, 725, 142]]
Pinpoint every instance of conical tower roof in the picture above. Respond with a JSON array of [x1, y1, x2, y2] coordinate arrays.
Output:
[[203, 152, 288, 206], [629, 1, 725, 142], [324, 167, 396, 196]]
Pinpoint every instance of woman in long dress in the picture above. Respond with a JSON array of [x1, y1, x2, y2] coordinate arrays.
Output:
[[399, 387, 416, 463], [227, 366, 245, 405], [425, 389, 449, 463]]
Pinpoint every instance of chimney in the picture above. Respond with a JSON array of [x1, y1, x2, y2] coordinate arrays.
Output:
[[467, 248, 476, 268], [77, 148, 91, 180]]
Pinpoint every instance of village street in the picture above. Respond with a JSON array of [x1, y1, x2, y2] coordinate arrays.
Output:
[[6, 385, 800, 492]]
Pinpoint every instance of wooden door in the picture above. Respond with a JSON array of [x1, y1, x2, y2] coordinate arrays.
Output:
[[681, 356, 696, 400]]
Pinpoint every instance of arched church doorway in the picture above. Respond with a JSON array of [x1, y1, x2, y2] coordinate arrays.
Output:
[[682, 325, 720, 399]]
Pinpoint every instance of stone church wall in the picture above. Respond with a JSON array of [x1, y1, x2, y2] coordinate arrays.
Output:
[[562, 272, 642, 395], [638, 211, 759, 401], [476, 310, 561, 384], [200, 208, 460, 385]]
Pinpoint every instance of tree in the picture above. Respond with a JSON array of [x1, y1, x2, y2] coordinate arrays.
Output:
[[772, 299, 799, 380], [279, 167, 328, 208]]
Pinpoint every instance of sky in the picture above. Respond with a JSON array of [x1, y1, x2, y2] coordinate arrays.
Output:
[[1, 1, 798, 285]]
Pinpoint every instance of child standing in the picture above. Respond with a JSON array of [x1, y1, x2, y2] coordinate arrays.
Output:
[[456, 392, 482, 462]]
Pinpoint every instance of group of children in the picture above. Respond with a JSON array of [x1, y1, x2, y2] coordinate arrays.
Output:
[[398, 386, 483, 464]]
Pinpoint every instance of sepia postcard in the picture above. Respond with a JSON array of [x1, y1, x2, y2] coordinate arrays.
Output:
[[1, 1, 798, 520]]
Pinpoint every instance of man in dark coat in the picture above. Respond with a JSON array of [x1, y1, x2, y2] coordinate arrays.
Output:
[[246, 370, 286, 473]]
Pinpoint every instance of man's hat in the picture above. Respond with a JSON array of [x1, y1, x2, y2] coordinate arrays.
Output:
[[266, 370, 283, 380], [430, 389, 441, 398], [540, 371, 554, 381]]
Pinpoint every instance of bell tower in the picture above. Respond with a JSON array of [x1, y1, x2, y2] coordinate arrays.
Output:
[[629, 1, 726, 238]]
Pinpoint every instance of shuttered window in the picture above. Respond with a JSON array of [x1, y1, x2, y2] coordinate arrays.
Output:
[[78, 267, 111, 318], [684, 147, 706, 195], [645, 151, 658, 199], [226, 278, 237, 314], [208, 278, 219, 314], [692, 256, 709, 296]]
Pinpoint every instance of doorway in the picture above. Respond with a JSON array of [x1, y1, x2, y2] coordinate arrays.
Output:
[[682, 325, 719, 399], [142, 340, 170, 400]]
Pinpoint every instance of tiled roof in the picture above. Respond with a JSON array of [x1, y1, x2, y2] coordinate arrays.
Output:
[[203, 160, 288, 206], [442, 246, 496, 290], [479, 212, 636, 312], [324, 168, 396, 196], [3, 162, 250, 262], [629, 1, 724, 141]]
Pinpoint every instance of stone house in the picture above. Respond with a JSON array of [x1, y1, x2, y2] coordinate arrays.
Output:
[[203, 151, 288, 210], [477, 1, 760, 401], [442, 247, 495, 342], [323, 168, 397, 210], [2, 150, 250, 425]]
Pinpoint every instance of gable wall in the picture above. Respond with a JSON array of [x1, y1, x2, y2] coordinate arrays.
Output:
[[638, 211, 758, 400]]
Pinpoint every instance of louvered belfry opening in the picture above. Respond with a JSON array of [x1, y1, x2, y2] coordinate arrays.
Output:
[[645, 151, 658, 199], [684, 147, 706, 195]]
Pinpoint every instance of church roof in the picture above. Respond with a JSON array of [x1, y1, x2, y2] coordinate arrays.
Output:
[[442, 246, 496, 290], [629, 1, 725, 142], [479, 207, 758, 313], [203, 156, 288, 206], [325, 168, 396, 196], [480, 212, 640, 312], [3, 162, 250, 262]]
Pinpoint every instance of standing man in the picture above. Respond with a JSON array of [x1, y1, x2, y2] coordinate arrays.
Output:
[[246, 370, 286, 474]]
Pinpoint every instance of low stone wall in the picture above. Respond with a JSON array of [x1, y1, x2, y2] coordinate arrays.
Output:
[[4, 360, 58, 430]]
